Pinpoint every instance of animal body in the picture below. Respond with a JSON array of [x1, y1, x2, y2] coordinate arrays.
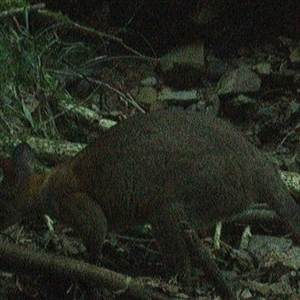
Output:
[[1, 110, 300, 300]]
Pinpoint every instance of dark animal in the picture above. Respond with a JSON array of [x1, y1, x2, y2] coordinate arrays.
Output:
[[1, 110, 300, 300]]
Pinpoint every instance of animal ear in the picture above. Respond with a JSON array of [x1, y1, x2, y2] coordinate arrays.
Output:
[[12, 143, 35, 172], [9, 143, 36, 185]]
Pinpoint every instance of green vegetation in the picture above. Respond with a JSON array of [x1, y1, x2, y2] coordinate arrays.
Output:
[[0, 9, 92, 137], [0, 0, 27, 11]]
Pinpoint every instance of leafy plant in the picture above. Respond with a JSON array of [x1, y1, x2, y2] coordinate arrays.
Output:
[[0, 11, 88, 137]]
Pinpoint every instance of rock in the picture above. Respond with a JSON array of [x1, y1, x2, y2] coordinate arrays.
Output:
[[217, 66, 261, 95], [157, 42, 206, 88]]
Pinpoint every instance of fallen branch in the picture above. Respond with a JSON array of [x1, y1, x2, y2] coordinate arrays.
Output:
[[0, 242, 173, 300]]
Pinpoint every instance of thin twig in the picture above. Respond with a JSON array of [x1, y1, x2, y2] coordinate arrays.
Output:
[[0, 3, 45, 18]]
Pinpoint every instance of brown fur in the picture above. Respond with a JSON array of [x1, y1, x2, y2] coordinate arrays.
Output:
[[1, 110, 300, 300]]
